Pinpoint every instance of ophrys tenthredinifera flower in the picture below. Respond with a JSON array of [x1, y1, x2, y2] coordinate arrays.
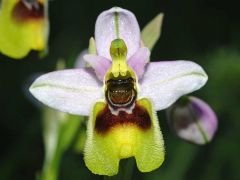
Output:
[[30, 7, 208, 176]]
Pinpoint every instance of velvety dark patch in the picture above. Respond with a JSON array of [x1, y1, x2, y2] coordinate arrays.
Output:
[[12, 0, 44, 22], [95, 103, 151, 135]]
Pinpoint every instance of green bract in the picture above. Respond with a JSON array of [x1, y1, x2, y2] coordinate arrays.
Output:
[[141, 13, 164, 51]]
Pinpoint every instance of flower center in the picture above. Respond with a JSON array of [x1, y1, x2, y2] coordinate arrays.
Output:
[[105, 39, 138, 110], [106, 76, 137, 108]]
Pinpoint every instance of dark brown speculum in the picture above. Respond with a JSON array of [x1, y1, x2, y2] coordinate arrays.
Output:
[[12, 0, 44, 22], [105, 77, 137, 109]]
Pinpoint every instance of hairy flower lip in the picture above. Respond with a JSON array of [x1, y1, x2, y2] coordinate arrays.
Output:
[[84, 98, 164, 175]]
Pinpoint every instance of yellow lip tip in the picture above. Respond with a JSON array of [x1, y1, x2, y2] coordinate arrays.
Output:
[[120, 144, 133, 158]]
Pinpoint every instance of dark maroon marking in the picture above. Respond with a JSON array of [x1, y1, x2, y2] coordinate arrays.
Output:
[[12, 0, 44, 22], [95, 103, 151, 135]]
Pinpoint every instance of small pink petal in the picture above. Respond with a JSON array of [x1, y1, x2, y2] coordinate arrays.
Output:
[[128, 47, 150, 79], [84, 54, 111, 81], [95, 7, 141, 59]]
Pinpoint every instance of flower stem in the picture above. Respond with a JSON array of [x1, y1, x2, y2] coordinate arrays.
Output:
[[104, 158, 135, 180]]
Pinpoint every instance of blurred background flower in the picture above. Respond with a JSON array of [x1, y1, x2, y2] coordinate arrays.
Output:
[[0, 0, 240, 180], [167, 96, 218, 145], [0, 0, 49, 59]]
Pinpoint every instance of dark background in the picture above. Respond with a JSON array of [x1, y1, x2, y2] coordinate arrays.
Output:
[[1, 0, 240, 179]]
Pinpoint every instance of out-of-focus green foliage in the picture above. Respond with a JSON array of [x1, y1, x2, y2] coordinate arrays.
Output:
[[39, 107, 84, 180]]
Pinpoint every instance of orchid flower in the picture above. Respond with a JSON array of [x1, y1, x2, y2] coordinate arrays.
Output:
[[0, 0, 49, 59], [29, 7, 208, 176], [167, 96, 218, 145]]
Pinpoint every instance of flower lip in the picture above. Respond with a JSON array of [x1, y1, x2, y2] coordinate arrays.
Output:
[[85, 98, 164, 175], [12, 0, 44, 22]]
